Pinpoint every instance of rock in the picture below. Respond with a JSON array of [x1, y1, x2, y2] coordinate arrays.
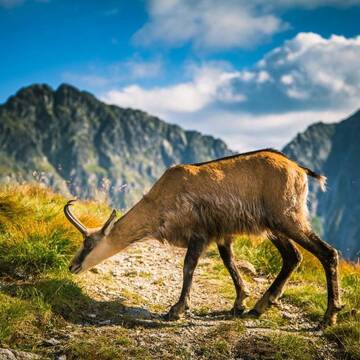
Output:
[[54, 355, 66, 360], [282, 311, 296, 320], [124, 307, 153, 319], [0, 348, 41, 359], [98, 320, 111, 325], [42, 338, 61, 346]]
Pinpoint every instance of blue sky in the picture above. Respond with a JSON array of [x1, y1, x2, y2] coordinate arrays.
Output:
[[1, 0, 360, 150]]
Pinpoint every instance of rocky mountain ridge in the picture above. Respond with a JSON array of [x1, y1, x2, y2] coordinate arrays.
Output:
[[0, 84, 232, 208]]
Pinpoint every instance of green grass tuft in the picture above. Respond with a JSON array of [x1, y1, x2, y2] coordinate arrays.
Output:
[[325, 316, 360, 359], [64, 328, 151, 360], [269, 333, 318, 360]]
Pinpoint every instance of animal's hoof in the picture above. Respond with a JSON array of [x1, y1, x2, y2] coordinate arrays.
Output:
[[319, 316, 337, 329], [164, 309, 181, 321], [319, 306, 342, 328], [244, 309, 261, 318], [230, 307, 246, 317]]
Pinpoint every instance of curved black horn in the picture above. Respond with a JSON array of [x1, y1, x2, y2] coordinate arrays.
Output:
[[64, 200, 88, 235]]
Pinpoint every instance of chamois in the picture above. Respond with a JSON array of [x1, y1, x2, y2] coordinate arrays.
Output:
[[65, 149, 342, 326]]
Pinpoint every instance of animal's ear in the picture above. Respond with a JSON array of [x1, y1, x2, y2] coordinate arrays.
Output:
[[101, 209, 117, 236]]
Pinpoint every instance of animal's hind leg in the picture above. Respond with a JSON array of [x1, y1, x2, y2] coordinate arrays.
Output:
[[281, 227, 342, 326], [249, 232, 302, 316], [218, 236, 249, 315]]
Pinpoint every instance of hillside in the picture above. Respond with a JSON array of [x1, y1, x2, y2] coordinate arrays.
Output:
[[1, 83, 359, 260], [283, 110, 360, 260], [0, 184, 359, 359], [0, 84, 231, 208]]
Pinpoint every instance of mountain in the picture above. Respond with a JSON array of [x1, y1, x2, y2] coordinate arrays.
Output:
[[1, 83, 359, 259], [283, 110, 360, 259], [0, 84, 232, 208]]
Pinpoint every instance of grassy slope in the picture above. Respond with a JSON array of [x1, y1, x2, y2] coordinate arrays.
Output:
[[0, 184, 359, 359]]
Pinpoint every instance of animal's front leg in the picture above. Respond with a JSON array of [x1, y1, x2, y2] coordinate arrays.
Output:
[[166, 237, 206, 320]]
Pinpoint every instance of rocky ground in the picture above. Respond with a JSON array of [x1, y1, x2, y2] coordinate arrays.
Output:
[[23, 240, 341, 360]]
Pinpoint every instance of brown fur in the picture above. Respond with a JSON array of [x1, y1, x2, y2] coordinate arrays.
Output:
[[110, 149, 312, 246], [67, 149, 341, 326]]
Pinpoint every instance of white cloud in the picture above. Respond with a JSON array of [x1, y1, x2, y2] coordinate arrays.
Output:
[[227, 32, 360, 112], [124, 58, 162, 79], [105, 33, 360, 115], [133, 0, 286, 50], [102, 33, 360, 151], [133, 0, 360, 51], [101, 63, 244, 115], [180, 109, 351, 151]]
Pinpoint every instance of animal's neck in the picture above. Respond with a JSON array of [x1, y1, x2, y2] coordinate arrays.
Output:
[[108, 198, 159, 251]]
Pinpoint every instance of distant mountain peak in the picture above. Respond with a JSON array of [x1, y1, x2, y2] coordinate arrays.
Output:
[[0, 83, 232, 209], [56, 83, 79, 93], [283, 108, 360, 259]]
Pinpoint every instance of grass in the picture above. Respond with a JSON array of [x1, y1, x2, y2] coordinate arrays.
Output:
[[206, 235, 283, 276], [0, 292, 47, 348], [0, 184, 115, 355], [325, 268, 360, 359], [325, 316, 360, 359], [64, 328, 151, 360], [265, 333, 318, 360], [0, 184, 109, 277], [195, 321, 245, 360], [0, 183, 359, 359], [234, 333, 320, 360]]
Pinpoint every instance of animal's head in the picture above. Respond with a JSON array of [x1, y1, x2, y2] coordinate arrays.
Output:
[[64, 200, 118, 274]]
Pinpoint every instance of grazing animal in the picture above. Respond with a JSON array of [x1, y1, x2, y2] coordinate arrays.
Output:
[[65, 149, 342, 326]]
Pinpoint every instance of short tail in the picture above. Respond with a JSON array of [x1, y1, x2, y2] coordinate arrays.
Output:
[[301, 166, 327, 192]]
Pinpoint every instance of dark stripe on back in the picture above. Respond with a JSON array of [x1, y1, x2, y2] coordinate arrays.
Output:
[[190, 148, 289, 166]]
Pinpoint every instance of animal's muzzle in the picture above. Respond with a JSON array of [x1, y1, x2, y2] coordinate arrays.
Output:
[[69, 263, 82, 274]]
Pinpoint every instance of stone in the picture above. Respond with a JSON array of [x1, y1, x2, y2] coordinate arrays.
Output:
[[0, 348, 41, 360], [42, 338, 61, 346]]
